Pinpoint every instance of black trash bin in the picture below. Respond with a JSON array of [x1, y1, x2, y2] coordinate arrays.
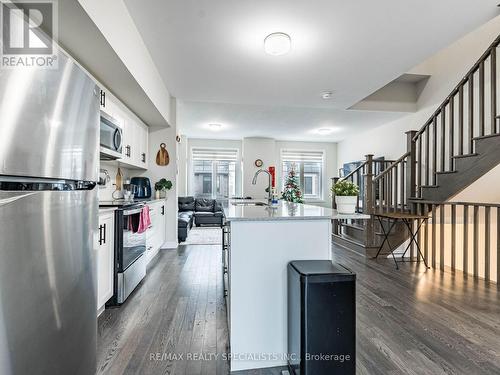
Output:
[[287, 260, 356, 375]]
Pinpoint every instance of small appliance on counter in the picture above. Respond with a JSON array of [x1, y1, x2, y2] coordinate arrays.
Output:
[[130, 177, 152, 199], [122, 181, 137, 201]]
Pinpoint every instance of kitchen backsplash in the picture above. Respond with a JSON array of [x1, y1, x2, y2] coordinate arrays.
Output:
[[98, 162, 135, 201]]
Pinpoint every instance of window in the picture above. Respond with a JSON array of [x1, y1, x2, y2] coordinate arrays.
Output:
[[281, 149, 324, 200], [191, 148, 238, 199]]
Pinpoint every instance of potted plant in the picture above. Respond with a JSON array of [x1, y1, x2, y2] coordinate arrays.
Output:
[[332, 180, 359, 214], [154, 178, 173, 199]]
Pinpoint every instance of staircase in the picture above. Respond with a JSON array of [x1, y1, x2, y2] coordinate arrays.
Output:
[[333, 34, 500, 259]]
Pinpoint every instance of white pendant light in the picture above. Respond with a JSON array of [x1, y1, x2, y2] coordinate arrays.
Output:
[[264, 32, 291, 56]]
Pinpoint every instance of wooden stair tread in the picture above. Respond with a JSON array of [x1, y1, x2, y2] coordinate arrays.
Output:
[[472, 133, 500, 141], [452, 153, 479, 159], [435, 170, 457, 175]]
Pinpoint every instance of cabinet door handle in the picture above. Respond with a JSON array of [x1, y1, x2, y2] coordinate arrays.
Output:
[[141, 153, 146, 163], [126, 145, 131, 157], [103, 223, 106, 244], [161, 206, 164, 215]]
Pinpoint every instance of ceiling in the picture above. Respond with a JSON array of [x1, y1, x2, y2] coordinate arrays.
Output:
[[124, 0, 500, 139], [177, 100, 402, 142]]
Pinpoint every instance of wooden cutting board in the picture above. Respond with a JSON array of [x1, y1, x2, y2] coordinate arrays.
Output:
[[115, 167, 122, 190], [156, 143, 170, 166]]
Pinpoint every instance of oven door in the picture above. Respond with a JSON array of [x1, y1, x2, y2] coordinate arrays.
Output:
[[119, 207, 146, 272], [100, 112, 123, 160]]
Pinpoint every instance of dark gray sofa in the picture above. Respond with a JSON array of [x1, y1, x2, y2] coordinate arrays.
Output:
[[178, 197, 224, 242]]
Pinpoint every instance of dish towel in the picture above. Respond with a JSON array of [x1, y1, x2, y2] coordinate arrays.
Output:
[[137, 205, 151, 234]]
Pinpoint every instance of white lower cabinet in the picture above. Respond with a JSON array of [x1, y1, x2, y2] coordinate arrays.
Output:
[[96, 212, 114, 315], [146, 201, 166, 265]]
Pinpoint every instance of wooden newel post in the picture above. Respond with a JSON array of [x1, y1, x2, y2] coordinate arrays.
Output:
[[363, 154, 374, 215], [331, 177, 339, 210], [331, 177, 339, 235], [405, 130, 417, 214], [363, 155, 376, 247]]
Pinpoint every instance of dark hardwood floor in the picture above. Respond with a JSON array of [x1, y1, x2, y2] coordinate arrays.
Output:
[[97, 244, 500, 375]]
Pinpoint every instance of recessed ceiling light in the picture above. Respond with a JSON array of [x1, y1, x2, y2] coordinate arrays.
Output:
[[264, 32, 291, 56], [317, 128, 335, 135], [321, 91, 333, 99], [208, 123, 222, 131]]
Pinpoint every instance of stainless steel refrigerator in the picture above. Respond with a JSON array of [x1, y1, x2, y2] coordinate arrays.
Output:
[[0, 47, 99, 373]]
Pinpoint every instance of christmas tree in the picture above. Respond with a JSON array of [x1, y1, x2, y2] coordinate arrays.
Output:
[[281, 167, 304, 203]]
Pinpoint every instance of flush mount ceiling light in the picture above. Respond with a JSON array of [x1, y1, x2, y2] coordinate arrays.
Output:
[[208, 123, 222, 131], [317, 128, 335, 135], [321, 91, 333, 99], [264, 32, 291, 56]]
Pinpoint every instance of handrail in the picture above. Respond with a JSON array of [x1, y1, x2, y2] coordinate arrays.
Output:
[[340, 161, 367, 181], [373, 152, 410, 182], [415, 200, 500, 208], [413, 34, 500, 140]]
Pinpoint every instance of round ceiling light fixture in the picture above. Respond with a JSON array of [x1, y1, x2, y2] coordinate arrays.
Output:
[[208, 123, 222, 131], [317, 128, 335, 135], [264, 32, 291, 56], [321, 91, 333, 99]]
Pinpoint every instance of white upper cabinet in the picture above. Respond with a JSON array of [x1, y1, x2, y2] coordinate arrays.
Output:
[[120, 115, 148, 169], [138, 123, 149, 169], [100, 89, 149, 170]]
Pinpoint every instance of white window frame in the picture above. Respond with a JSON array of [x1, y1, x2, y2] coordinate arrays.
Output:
[[280, 148, 325, 203], [189, 147, 241, 199]]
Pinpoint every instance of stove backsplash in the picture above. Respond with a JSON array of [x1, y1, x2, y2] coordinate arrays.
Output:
[[98, 162, 133, 201]]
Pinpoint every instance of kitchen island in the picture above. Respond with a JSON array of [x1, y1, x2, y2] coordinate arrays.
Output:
[[222, 200, 368, 372]]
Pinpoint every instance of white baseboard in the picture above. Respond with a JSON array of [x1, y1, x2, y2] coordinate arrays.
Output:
[[162, 241, 178, 249]]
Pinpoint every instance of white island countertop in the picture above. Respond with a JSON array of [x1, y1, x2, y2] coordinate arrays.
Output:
[[224, 200, 370, 222]]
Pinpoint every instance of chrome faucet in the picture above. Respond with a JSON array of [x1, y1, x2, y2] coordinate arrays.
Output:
[[252, 169, 272, 204]]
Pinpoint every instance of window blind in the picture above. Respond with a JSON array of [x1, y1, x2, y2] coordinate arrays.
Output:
[[281, 149, 324, 163], [192, 148, 238, 162]]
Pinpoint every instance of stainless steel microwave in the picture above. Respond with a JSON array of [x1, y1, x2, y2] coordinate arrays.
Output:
[[100, 111, 123, 160]]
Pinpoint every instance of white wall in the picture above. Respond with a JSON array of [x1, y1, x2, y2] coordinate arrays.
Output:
[[337, 16, 500, 168], [177, 135, 188, 197], [140, 98, 178, 248], [97, 162, 134, 201], [242, 138, 277, 199]]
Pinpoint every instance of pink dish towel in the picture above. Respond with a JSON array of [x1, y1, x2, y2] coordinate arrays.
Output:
[[137, 205, 151, 234]]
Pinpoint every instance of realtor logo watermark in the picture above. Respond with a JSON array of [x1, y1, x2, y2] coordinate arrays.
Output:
[[1, 0, 58, 68]]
